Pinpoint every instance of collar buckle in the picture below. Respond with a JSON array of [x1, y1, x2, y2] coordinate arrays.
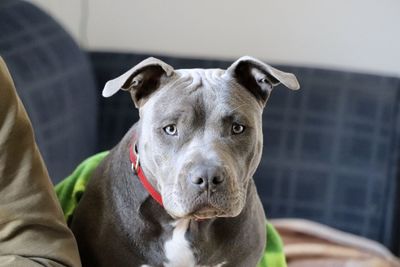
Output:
[[131, 144, 140, 172]]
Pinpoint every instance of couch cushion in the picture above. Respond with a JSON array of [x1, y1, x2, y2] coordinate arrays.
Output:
[[258, 67, 400, 251], [0, 1, 98, 183]]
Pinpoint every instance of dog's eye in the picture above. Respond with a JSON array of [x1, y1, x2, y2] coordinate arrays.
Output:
[[232, 123, 245, 135], [163, 124, 178, 136]]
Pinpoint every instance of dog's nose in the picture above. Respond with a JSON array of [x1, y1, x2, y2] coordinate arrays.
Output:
[[189, 165, 225, 192]]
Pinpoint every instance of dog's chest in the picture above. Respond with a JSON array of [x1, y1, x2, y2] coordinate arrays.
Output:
[[142, 219, 226, 267], [164, 218, 196, 267]]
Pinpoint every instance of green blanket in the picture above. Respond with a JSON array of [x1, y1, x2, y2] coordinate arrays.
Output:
[[55, 152, 286, 267]]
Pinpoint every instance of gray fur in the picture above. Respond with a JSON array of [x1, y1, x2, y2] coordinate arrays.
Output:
[[71, 56, 299, 267]]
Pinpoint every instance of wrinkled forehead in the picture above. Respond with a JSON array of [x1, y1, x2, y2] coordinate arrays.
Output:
[[142, 68, 262, 119]]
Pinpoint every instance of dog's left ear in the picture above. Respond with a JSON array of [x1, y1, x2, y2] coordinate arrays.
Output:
[[102, 57, 174, 108], [225, 56, 300, 106]]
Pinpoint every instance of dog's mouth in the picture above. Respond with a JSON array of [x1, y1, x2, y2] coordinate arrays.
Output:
[[189, 205, 224, 220]]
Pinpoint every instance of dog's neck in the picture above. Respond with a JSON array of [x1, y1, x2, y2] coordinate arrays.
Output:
[[129, 136, 163, 206]]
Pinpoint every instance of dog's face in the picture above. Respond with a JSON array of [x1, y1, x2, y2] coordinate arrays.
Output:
[[103, 57, 299, 219], [138, 69, 265, 219]]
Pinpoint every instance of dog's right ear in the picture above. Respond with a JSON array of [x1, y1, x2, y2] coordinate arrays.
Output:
[[102, 57, 175, 108]]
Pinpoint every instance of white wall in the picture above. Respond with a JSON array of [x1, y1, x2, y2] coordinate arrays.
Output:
[[29, 0, 400, 76]]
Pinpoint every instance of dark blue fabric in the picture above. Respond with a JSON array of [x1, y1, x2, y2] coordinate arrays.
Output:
[[258, 68, 400, 251], [0, 1, 98, 184], [90, 52, 400, 252]]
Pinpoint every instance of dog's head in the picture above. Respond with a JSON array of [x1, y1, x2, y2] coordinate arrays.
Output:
[[103, 56, 299, 220]]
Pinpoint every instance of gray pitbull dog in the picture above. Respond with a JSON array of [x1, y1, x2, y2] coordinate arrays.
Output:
[[71, 56, 300, 267]]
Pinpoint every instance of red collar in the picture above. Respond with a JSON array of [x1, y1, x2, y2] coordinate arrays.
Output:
[[129, 139, 163, 206]]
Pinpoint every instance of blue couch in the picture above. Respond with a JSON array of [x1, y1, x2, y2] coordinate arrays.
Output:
[[1, 0, 399, 255]]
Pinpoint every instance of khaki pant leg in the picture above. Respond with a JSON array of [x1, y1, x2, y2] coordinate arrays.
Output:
[[0, 57, 81, 267]]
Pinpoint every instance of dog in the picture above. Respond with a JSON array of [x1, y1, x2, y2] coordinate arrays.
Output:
[[70, 56, 300, 267]]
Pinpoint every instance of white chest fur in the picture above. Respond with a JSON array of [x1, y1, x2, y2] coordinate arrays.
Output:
[[164, 219, 196, 267], [141, 219, 225, 267], [160, 219, 226, 267]]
